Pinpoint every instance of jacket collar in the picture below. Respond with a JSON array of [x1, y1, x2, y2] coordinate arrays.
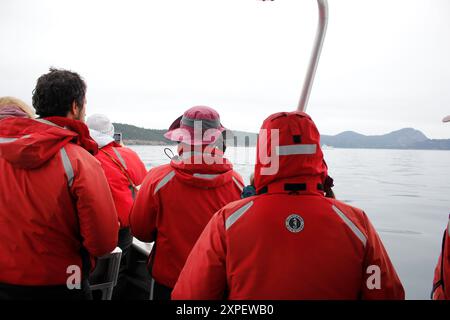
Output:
[[43, 117, 98, 155]]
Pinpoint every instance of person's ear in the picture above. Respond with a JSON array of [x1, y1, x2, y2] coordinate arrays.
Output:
[[67, 101, 78, 118], [73, 101, 80, 116]]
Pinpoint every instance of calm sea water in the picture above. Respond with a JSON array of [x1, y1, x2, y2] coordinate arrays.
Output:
[[130, 145, 450, 300]]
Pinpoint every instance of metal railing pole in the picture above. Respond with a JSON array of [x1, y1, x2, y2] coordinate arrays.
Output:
[[297, 0, 329, 112]]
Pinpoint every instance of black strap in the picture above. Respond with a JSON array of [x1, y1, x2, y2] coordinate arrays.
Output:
[[431, 230, 447, 299], [284, 183, 306, 192], [431, 280, 444, 299], [147, 230, 158, 276], [258, 186, 268, 195], [258, 183, 324, 195]]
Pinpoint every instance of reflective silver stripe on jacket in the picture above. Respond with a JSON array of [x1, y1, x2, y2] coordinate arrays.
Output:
[[60, 147, 74, 187], [193, 173, 219, 180], [154, 171, 176, 195], [0, 137, 18, 143], [113, 148, 127, 169], [225, 201, 254, 230], [0, 135, 31, 144], [34, 118, 61, 127], [276, 144, 317, 156], [232, 176, 244, 191], [332, 205, 367, 247]]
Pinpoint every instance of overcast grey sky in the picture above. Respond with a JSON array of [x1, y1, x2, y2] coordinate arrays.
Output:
[[1, 0, 450, 138]]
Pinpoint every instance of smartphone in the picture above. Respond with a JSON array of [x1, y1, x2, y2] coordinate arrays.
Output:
[[114, 132, 123, 144]]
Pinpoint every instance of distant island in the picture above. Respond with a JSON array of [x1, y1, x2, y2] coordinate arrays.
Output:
[[113, 123, 450, 150], [321, 128, 450, 150]]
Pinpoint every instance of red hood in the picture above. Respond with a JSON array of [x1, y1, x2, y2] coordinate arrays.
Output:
[[0, 117, 96, 169], [254, 111, 328, 193]]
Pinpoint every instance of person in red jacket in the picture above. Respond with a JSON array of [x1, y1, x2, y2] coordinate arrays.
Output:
[[172, 111, 405, 300], [0, 68, 118, 300], [129, 106, 244, 300], [86, 113, 147, 299], [432, 116, 450, 300]]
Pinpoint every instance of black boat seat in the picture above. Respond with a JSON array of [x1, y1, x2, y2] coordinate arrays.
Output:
[[89, 247, 122, 300]]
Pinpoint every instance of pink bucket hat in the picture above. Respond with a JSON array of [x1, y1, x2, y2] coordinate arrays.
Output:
[[164, 106, 227, 146]]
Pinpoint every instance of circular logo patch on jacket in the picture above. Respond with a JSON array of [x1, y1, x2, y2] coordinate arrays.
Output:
[[286, 214, 304, 233]]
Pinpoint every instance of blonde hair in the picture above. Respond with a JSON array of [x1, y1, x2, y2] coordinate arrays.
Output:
[[0, 96, 35, 118]]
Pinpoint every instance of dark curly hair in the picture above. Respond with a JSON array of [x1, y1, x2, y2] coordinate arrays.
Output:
[[32, 68, 87, 118]]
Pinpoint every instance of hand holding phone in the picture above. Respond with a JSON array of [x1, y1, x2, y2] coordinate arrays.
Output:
[[114, 132, 123, 144]]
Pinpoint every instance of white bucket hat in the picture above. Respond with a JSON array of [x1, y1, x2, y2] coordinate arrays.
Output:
[[86, 114, 115, 138]]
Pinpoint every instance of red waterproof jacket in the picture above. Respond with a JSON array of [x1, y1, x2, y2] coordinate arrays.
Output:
[[432, 217, 450, 300], [94, 142, 147, 228], [0, 117, 118, 286], [172, 111, 405, 300], [130, 150, 244, 288]]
